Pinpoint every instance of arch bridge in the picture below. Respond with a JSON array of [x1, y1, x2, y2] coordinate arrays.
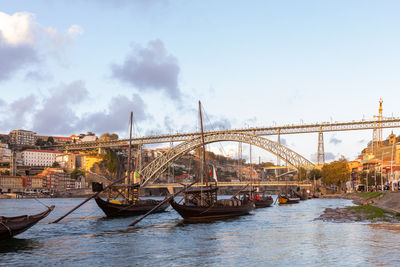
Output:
[[140, 132, 314, 187]]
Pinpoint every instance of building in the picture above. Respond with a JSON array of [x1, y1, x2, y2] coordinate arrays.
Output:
[[56, 153, 82, 170], [22, 149, 62, 167], [9, 129, 36, 146], [77, 134, 98, 143], [37, 168, 75, 190], [23, 176, 45, 189], [0, 143, 11, 162], [82, 155, 102, 171], [0, 176, 23, 192]]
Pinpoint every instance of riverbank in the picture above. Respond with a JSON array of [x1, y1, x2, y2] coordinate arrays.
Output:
[[318, 191, 400, 222]]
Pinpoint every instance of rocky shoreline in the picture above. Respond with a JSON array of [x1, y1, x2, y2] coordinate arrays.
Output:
[[317, 191, 400, 223]]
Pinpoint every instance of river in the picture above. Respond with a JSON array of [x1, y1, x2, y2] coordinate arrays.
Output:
[[1, 197, 400, 266]]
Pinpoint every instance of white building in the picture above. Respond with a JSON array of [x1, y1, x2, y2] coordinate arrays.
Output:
[[78, 135, 97, 143], [22, 149, 62, 167]]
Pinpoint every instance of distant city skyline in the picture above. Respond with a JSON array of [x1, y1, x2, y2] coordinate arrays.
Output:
[[1, 1, 400, 163]]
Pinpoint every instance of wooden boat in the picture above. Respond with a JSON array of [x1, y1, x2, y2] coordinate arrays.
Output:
[[170, 101, 255, 222], [94, 113, 170, 218], [170, 187, 255, 222], [0, 205, 55, 240], [95, 184, 169, 217], [241, 189, 273, 208], [254, 194, 274, 208], [278, 194, 300, 204]]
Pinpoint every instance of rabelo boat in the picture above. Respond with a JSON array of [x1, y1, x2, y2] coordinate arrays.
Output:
[[95, 112, 169, 217], [170, 101, 255, 222], [0, 205, 55, 240]]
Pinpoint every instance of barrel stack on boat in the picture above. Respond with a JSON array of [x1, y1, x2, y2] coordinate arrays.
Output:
[[0, 205, 55, 240]]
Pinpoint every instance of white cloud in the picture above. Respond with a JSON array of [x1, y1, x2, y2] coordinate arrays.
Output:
[[68, 25, 84, 37], [0, 11, 35, 45], [0, 11, 83, 81]]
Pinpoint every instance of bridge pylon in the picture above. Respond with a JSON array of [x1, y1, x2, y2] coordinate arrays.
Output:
[[317, 127, 325, 165]]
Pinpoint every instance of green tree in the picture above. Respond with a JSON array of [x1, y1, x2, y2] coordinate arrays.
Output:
[[309, 168, 322, 180], [47, 136, 55, 144], [35, 138, 46, 146], [297, 167, 307, 181], [71, 169, 85, 180], [110, 133, 119, 140], [102, 149, 118, 173], [321, 157, 350, 188]]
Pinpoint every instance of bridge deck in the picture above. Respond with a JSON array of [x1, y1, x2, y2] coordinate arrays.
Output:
[[144, 181, 312, 188]]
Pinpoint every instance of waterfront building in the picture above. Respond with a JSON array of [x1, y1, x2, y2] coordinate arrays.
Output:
[[22, 149, 62, 167], [9, 129, 36, 146], [38, 168, 75, 190], [0, 176, 23, 192], [22, 176, 45, 189]]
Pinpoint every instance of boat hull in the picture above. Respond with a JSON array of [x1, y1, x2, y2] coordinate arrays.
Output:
[[287, 198, 300, 204], [170, 199, 255, 222], [279, 195, 300, 204], [254, 197, 274, 208], [95, 197, 169, 217], [0, 205, 55, 240]]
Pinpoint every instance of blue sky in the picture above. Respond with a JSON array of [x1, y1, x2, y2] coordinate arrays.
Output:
[[1, 0, 400, 164]]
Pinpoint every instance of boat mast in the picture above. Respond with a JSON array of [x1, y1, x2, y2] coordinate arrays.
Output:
[[199, 101, 209, 187], [127, 111, 133, 184]]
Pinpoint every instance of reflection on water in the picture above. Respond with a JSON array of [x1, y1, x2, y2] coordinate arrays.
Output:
[[0, 238, 41, 253], [0, 197, 399, 266]]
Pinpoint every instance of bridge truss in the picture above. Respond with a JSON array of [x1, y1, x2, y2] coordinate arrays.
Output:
[[140, 132, 314, 187], [61, 118, 400, 151]]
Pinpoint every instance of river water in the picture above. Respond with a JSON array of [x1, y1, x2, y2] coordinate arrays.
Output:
[[1, 197, 400, 266]]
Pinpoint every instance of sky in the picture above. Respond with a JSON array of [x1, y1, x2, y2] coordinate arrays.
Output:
[[1, 0, 400, 164]]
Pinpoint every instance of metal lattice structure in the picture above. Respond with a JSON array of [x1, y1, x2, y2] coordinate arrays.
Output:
[[58, 118, 400, 151], [317, 128, 325, 165], [140, 132, 314, 187]]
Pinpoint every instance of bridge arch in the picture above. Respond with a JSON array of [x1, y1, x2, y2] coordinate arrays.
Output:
[[140, 132, 314, 186]]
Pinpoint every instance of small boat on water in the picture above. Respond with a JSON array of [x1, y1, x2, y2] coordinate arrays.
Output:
[[241, 189, 273, 208], [254, 193, 274, 208], [170, 187, 255, 222], [295, 188, 311, 200], [0, 205, 55, 240], [278, 194, 300, 204], [95, 184, 169, 217]]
